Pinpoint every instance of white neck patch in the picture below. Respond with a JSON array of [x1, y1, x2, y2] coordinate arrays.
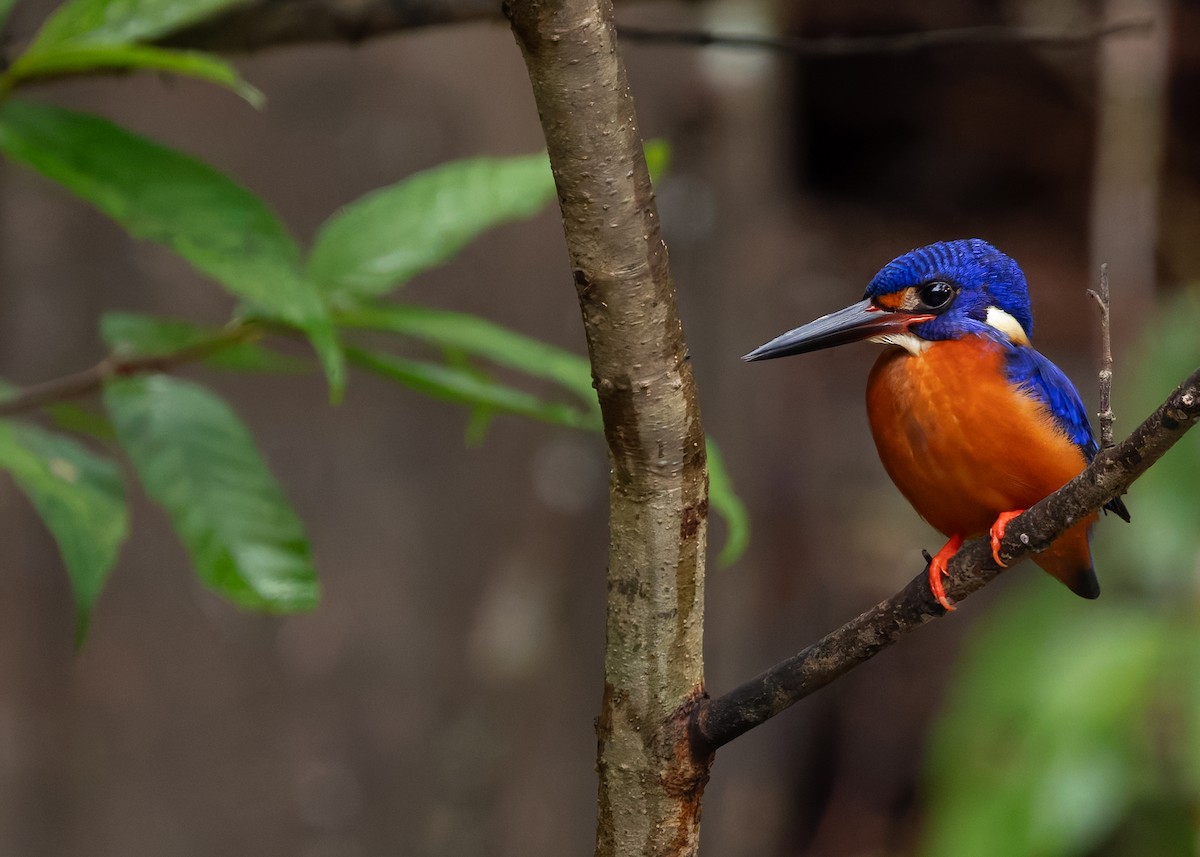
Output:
[[985, 306, 1030, 346], [869, 332, 929, 356]]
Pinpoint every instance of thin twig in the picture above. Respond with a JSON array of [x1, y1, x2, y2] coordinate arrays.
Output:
[[618, 17, 1152, 57], [692, 365, 1200, 752], [0, 324, 258, 418], [1088, 263, 1116, 449], [159, 0, 501, 51], [154, 0, 1152, 55]]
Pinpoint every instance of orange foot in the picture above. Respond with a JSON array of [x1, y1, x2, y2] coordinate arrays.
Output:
[[989, 510, 1025, 568], [927, 534, 964, 612]]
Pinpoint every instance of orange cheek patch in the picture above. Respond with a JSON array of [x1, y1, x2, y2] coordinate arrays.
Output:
[[874, 289, 913, 311]]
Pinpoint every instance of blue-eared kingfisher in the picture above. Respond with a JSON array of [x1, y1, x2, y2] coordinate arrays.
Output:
[[744, 239, 1130, 610]]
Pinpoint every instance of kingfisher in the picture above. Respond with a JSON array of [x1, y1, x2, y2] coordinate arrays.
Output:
[[744, 239, 1129, 610]]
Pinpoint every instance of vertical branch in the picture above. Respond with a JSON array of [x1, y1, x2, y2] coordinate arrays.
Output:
[[507, 2, 711, 856], [1088, 263, 1116, 449]]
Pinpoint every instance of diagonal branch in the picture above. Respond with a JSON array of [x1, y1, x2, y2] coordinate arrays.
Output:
[[693, 365, 1200, 753]]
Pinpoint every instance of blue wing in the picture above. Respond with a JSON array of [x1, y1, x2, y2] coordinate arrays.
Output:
[[1004, 345, 1130, 521]]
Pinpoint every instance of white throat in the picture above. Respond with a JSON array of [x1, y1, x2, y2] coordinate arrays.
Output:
[[868, 332, 929, 356], [869, 306, 1030, 356]]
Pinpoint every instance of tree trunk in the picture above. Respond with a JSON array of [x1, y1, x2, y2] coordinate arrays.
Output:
[[507, 1, 712, 855]]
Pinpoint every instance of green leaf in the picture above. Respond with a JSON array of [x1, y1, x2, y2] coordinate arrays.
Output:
[[0, 100, 344, 397], [0, 0, 16, 31], [48, 404, 117, 440], [706, 440, 749, 566], [348, 347, 599, 431], [338, 303, 598, 406], [27, 0, 245, 52], [644, 138, 671, 182], [464, 406, 495, 447], [0, 420, 127, 638], [308, 152, 557, 303], [105, 374, 318, 612], [341, 302, 748, 559], [7, 45, 262, 105], [101, 312, 309, 373], [307, 140, 670, 305]]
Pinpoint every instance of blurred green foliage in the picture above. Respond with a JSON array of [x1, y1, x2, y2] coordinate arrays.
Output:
[[0, 1, 744, 638], [2, 0, 258, 100], [921, 289, 1200, 857]]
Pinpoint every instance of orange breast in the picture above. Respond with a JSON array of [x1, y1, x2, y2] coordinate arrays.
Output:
[[866, 337, 1088, 540]]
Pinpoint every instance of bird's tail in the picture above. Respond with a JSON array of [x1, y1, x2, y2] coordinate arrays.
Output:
[[1032, 516, 1100, 599]]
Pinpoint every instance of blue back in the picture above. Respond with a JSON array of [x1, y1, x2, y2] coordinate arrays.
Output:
[[1005, 344, 1127, 519], [1003, 344, 1098, 461]]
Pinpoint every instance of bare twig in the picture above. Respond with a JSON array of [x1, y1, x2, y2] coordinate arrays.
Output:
[[618, 16, 1152, 57], [156, 0, 1152, 55], [692, 365, 1200, 752], [159, 0, 502, 51], [0, 324, 258, 418], [1088, 263, 1116, 449]]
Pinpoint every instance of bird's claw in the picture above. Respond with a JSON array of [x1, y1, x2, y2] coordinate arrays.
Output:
[[927, 535, 964, 612], [989, 509, 1024, 568]]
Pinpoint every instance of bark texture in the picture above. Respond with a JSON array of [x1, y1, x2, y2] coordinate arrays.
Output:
[[506, 2, 709, 856]]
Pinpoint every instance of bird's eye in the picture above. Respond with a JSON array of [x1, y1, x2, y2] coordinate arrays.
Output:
[[918, 281, 955, 311]]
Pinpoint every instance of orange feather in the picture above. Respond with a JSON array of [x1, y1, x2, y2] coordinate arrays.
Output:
[[866, 336, 1098, 596]]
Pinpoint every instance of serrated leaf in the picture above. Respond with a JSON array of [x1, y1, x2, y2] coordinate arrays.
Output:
[[27, 0, 245, 52], [101, 312, 308, 373], [0, 100, 343, 397], [8, 45, 262, 105], [105, 374, 317, 612], [347, 347, 599, 431], [338, 303, 598, 405], [308, 152, 557, 303], [0, 420, 127, 638]]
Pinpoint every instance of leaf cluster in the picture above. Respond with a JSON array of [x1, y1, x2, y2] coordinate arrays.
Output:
[[0, 0, 747, 639]]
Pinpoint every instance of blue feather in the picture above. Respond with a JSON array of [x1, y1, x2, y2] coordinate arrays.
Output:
[[1004, 345, 1095, 455], [1004, 344, 1130, 520], [866, 239, 1035, 343]]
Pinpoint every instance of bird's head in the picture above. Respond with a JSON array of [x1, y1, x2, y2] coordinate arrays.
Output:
[[744, 239, 1034, 361]]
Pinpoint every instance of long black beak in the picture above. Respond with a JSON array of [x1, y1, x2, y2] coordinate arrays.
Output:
[[743, 299, 932, 362]]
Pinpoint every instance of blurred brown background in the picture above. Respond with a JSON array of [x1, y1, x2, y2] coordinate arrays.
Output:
[[0, 0, 1188, 854]]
